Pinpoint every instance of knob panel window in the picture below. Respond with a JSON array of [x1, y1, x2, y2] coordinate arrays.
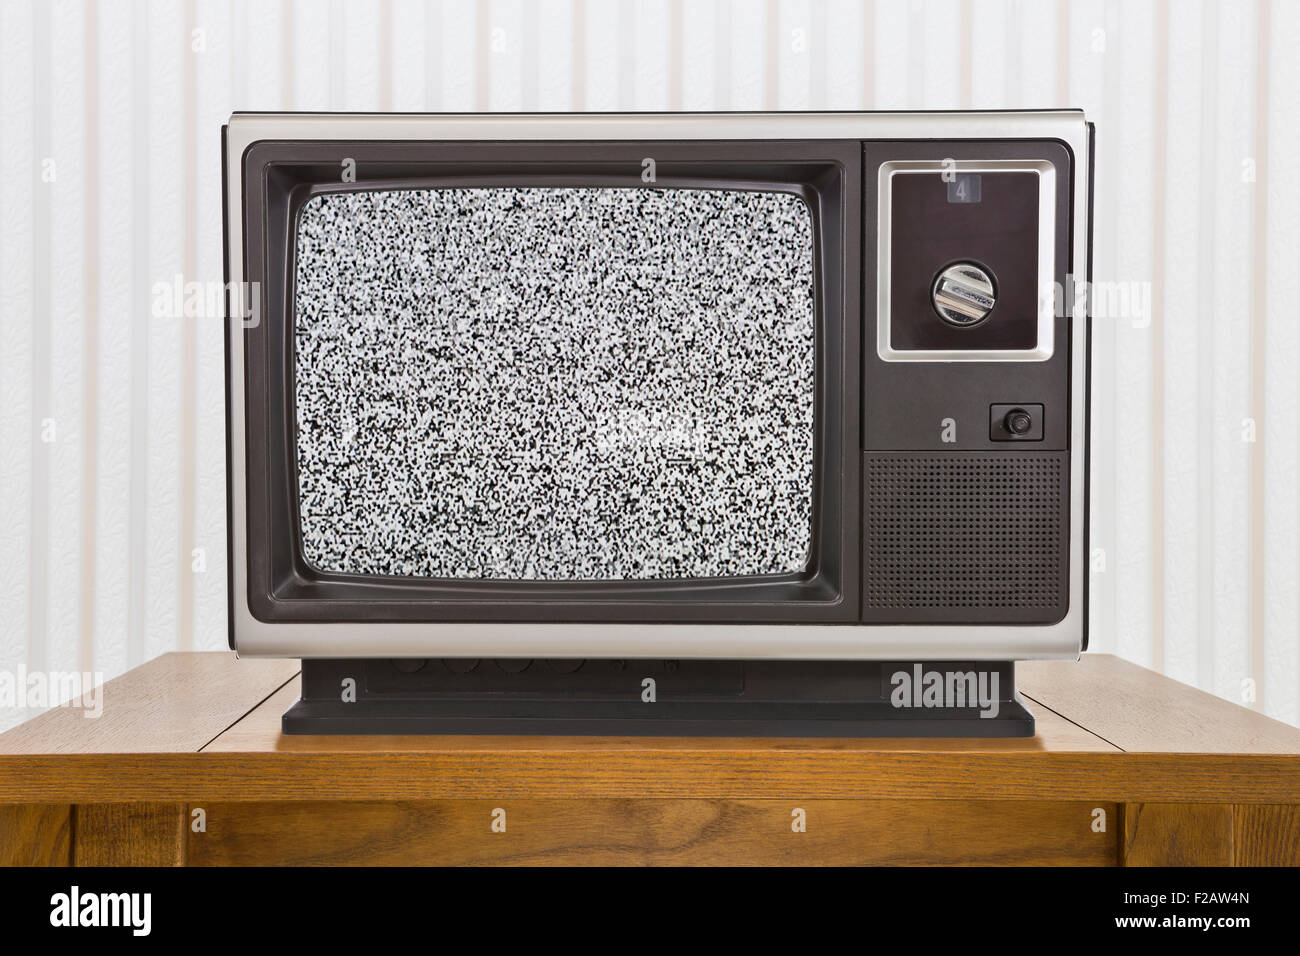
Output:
[[876, 159, 1056, 362]]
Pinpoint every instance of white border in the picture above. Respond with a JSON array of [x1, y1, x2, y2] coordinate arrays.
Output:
[[225, 111, 1090, 661]]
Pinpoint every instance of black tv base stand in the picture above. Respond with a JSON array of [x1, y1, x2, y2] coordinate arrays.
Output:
[[281, 659, 1033, 737]]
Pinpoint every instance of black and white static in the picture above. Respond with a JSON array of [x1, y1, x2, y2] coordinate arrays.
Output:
[[293, 186, 816, 581]]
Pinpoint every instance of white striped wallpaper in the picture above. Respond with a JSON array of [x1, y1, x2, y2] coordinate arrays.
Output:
[[0, 0, 1296, 730]]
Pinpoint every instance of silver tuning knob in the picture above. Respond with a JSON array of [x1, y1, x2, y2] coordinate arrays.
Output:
[[931, 262, 996, 327]]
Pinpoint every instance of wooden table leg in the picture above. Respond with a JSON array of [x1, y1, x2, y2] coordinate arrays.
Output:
[[0, 804, 72, 866], [1122, 803, 1234, 865], [1123, 803, 1300, 866], [1233, 805, 1300, 865], [73, 803, 187, 867]]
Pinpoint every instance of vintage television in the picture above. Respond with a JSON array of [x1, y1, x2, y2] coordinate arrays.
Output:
[[223, 111, 1092, 736]]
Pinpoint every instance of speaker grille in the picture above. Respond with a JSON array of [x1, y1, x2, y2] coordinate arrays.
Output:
[[865, 453, 1067, 618]]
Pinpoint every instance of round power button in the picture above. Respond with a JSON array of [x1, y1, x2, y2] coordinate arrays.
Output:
[[1004, 408, 1034, 435]]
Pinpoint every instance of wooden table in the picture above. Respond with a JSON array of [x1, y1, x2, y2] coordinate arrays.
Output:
[[1, 652, 1297, 866]]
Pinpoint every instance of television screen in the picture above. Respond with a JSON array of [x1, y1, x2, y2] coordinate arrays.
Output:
[[292, 186, 817, 582]]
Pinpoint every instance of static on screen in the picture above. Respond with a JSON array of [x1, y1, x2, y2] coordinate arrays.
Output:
[[293, 186, 816, 581]]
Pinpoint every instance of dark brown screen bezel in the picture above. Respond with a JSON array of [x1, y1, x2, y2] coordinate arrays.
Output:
[[237, 139, 862, 624]]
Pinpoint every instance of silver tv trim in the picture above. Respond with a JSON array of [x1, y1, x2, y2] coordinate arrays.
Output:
[[225, 111, 1090, 662], [876, 159, 1057, 362]]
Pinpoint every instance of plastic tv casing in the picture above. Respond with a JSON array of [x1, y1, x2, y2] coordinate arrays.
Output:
[[223, 111, 1093, 736]]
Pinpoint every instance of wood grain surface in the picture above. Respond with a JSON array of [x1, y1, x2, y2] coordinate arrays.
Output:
[[73, 803, 187, 867], [2, 749, 1296, 804], [1232, 804, 1300, 866], [186, 798, 1119, 867], [0, 804, 71, 866], [0, 653, 298, 755], [1020, 655, 1300, 753], [0, 653, 1297, 806], [1122, 803, 1235, 866], [1, 652, 1296, 867]]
